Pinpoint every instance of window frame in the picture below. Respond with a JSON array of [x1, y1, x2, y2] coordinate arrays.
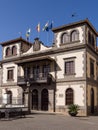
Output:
[[90, 59, 94, 78], [61, 32, 69, 44], [12, 45, 17, 56], [7, 69, 14, 81], [64, 57, 76, 76], [6, 47, 11, 57], [70, 30, 79, 42], [65, 88, 74, 105]]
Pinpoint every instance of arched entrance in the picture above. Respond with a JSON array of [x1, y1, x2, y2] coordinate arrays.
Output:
[[32, 89, 38, 110], [41, 89, 48, 111], [91, 88, 94, 114]]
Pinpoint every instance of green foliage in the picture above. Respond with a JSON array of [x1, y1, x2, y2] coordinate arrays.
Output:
[[68, 104, 79, 116]]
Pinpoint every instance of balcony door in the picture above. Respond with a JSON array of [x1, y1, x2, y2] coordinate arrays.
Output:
[[43, 65, 50, 77], [33, 66, 40, 80], [41, 89, 48, 111], [32, 89, 38, 110]]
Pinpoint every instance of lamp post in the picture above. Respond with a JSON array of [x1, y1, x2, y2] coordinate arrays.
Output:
[[26, 81, 31, 114]]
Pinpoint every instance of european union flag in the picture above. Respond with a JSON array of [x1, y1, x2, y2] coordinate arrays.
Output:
[[46, 22, 53, 31]]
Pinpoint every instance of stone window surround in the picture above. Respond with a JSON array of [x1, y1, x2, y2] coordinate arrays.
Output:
[[65, 87, 74, 105], [63, 57, 76, 76], [5, 45, 17, 57], [7, 67, 15, 81], [60, 29, 79, 45]]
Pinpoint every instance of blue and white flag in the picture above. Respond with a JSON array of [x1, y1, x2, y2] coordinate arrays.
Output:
[[42, 22, 49, 31], [43, 21, 53, 32]]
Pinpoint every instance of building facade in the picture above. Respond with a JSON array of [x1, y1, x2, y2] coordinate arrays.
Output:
[[0, 19, 98, 116]]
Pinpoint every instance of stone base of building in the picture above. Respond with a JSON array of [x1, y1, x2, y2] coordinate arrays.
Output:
[[55, 106, 87, 116]]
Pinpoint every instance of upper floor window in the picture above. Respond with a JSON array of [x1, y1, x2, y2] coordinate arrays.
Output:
[[90, 60, 94, 77], [88, 31, 95, 47], [7, 69, 14, 81], [71, 30, 79, 42], [33, 66, 40, 79], [43, 64, 50, 77], [61, 33, 69, 44], [91, 35, 95, 47], [24, 67, 31, 78], [12, 46, 17, 55], [65, 61, 75, 75], [66, 88, 74, 105], [6, 47, 11, 57]]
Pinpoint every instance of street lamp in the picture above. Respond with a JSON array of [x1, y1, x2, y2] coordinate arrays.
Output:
[[26, 81, 31, 114]]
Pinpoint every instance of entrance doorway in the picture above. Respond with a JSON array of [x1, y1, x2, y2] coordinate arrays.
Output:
[[32, 89, 38, 110], [91, 88, 94, 114], [41, 89, 48, 111]]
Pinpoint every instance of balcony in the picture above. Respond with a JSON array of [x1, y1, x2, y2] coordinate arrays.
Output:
[[17, 73, 51, 85]]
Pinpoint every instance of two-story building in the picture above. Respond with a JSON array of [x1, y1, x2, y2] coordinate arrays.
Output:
[[0, 19, 98, 116]]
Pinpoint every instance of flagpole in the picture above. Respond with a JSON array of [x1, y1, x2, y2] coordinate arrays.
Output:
[[46, 32, 49, 45]]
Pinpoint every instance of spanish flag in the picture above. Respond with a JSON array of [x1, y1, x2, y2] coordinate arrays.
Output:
[[36, 23, 40, 32]]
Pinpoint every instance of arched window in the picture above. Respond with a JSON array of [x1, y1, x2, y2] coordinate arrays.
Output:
[[66, 88, 73, 105], [61, 33, 69, 43], [71, 30, 79, 42], [6, 47, 11, 57], [12, 46, 17, 55]]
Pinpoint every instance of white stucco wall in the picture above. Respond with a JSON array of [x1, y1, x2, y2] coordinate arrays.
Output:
[[3, 63, 18, 83], [56, 49, 85, 79], [3, 43, 20, 59], [56, 84, 85, 106], [22, 43, 52, 55], [55, 26, 84, 48]]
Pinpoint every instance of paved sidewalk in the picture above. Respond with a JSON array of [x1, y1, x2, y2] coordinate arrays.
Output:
[[0, 112, 98, 130]]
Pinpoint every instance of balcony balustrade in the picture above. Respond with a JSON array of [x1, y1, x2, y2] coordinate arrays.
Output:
[[17, 73, 50, 85]]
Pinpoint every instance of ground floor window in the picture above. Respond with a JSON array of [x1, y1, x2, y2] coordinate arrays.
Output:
[[66, 88, 73, 105]]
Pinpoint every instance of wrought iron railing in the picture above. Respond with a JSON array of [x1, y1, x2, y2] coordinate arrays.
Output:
[[17, 73, 49, 84]]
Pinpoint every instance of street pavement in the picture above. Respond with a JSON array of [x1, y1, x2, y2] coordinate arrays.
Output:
[[0, 111, 98, 130]]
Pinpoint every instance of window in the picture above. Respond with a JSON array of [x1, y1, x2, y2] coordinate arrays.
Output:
[[43, 64, 50, 77], [24, 67, 31, 78], [61, 33, 69, 43], [6, 47, 11, 57], [33, 66, 40, 79], [6, 90, 12, 104], [88, 31, 95, 47], [12, 46, 17, 55], [90, 60, 94, 77], [88, 31, 91, 44], [71, 30, 79, 42], [66, 88, 73, 105], [65, 61, 74, 75], [7, 69, 14, 80], [91, 35, 95, 47]]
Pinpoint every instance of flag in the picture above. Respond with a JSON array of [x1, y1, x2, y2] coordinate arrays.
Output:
[[26, 28, 31, 41], [36, 23, 40, 32], [42, 22, 49, 31], [46, 21, 53, 31], [42, 21, 53, 32], [26, 28, 31, 37]]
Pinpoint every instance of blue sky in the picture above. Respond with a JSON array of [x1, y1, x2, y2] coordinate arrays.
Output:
[[0, 0, 98, 58]]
